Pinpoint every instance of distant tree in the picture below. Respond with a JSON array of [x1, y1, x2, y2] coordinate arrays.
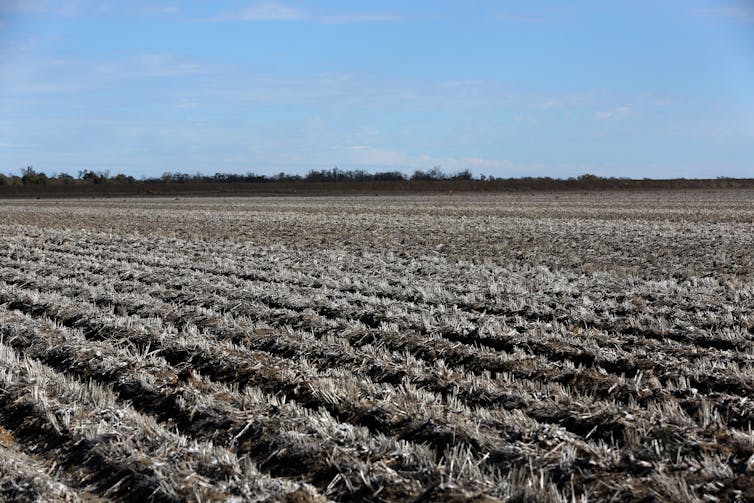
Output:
[[53, 172, 76, 184], [577, 173, 601, 182], [412, 166, 447, 180], [428, 166, 446, 180], [306, 169, 334, 182], [21, 166, 48, 184], [242, 172, 266, 182], [372, 171, 405, 181], [273, 171, 302, 182], [452, 169, 473, 180], [79, 170, 109, 184], [0, 173, 21, 186], [170, 173, 192, 183], [111, 173, 136, 184]]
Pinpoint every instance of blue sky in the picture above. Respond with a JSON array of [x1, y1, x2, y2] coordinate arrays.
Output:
[[1, 1, 753, 178]]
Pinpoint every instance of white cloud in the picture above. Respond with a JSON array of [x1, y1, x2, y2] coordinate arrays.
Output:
[[210, 2, 400, 23], [132, 4, 180, 16], [3, 1, 399, 22], [230, 2, 305, 21], [0, 141, 37, 148], [0, 0, 71, 15], [133, 53, 203, 77], [491, 11, 552, 24], [490, 5, 602, 24], [176, 99, 199, 109], [0, 1, 178, 16], [320, 13, 402, 24], [694, 6, 754, 22], [92, 52, 205, 79], [1, 51, 209, 97], [594, 106, 632, 120]]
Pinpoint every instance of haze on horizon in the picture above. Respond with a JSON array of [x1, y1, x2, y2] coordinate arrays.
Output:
[[1, 0, 753, 179]]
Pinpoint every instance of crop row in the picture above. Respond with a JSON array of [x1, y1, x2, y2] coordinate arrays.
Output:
[[0, 335, 320, 502], [1, 279, 752, 501], [3, 229, 751, 350], [1, 252, 752, 404], [2, 252, 754, 431], [2, 192, 753, 278]]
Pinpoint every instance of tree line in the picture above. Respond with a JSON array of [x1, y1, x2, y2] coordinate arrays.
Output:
[[2, 166, 750, 196], [0, 166, 483, 186]]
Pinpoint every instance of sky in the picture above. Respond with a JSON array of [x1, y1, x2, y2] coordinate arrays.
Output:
[[1, 1, 753, 179]]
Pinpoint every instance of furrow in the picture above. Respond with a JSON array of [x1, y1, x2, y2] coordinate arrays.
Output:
[[0, 440, 98, 503], [4, 236, 752, 353], [0, 283, 633, 496], [0, 340, 317, 502], [1, 263, 752, 411], [2, 283, 753, 500], [0, 306, 446, 502], [7, 231, 752, 345]]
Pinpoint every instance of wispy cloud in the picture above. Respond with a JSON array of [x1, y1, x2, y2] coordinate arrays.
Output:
[[319, 13, 403, 24], [490, 3, 592, 24], [0, 1, 181, 17], [121, 53, 204, 78], [0, 141, 38, 148], [1, 52, 209, 97], [694, 6, 754, 22], [132, 4, 181, 16], [197, 74, 581, 111], [225, 2, 306, 21], [92, 53, 204, 81], [210, 2, 401, 23], [176, 99, 199, 109], [490, 11, 554, 24], [594, 106, 632, 120], [334, 145, 514, 173]]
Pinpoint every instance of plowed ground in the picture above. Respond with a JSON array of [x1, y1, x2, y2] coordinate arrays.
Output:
[[0, 191, 753, 502]]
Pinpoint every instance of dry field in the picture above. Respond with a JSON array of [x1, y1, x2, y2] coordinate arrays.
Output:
[[0, 191, 753, 502]]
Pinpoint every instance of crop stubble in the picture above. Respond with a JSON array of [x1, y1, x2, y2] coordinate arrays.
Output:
[[0, 190, 753, 502]]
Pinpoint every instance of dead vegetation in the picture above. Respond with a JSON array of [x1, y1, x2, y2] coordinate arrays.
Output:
[[0, 191, 753, 501]]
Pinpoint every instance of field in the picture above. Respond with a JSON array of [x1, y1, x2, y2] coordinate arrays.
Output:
[[0, 191, 753, 502]]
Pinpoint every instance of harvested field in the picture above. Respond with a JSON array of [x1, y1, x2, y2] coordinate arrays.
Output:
[[0, 190, 753, 502]]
